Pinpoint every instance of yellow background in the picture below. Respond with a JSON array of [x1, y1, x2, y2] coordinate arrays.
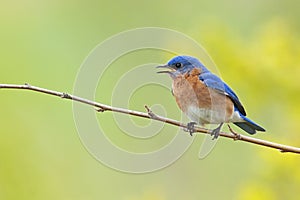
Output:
[[1, 0, 300, 199]]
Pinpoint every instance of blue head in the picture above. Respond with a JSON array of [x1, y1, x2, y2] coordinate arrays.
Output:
[[157, 55, 209, 78]]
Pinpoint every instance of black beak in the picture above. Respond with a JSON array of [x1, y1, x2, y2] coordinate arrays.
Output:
[[156, 65, 175, 74]]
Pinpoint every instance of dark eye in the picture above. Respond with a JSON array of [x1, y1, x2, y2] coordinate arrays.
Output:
[[175, 63, 182, 68]]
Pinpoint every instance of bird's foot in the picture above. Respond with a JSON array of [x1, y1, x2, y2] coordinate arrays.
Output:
[[184, 122, 197, 136], [227, 124, 241, 140], [210, 123, 223, 140]]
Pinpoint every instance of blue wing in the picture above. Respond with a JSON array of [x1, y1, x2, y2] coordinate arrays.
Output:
[[199, 72, 246, 116]]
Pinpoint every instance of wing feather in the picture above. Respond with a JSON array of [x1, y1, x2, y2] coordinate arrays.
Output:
[[199, 72, 246, 116]]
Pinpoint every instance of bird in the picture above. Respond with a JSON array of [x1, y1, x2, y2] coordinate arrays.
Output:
[[157, 55, 265, 139]]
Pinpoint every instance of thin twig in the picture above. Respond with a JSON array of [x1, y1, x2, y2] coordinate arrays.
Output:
[[145, 105, 159, 119], [1, 83, 300, 154], [227, 124, 241, 140]]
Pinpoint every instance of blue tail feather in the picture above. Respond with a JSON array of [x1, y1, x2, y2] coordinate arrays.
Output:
[[234, 115, 265, 135]]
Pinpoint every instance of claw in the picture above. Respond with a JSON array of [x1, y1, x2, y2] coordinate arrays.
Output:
[[210, 123, 223, 140], [185, 122, 197, 136]]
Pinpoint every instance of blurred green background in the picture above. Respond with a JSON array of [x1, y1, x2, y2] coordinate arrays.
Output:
[[1, 0, 300, 199]]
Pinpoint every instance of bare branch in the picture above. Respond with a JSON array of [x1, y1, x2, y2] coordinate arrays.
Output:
[[1, 83, 300, 154], [145, 105, 159, 119]]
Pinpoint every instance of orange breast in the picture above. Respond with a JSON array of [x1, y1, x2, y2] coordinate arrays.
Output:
[[172, 68, 234, 123]]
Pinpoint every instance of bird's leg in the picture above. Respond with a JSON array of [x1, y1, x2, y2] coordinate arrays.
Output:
[[227, 124, 241, 140], [211, 123, 224, 140], [184, 122, 197, 136]]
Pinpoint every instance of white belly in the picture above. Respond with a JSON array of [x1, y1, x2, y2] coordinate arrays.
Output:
[[186, 105, 243, 125]]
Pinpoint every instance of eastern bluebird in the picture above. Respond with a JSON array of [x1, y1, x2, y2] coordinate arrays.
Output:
[[157, 55, 265, 139]]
